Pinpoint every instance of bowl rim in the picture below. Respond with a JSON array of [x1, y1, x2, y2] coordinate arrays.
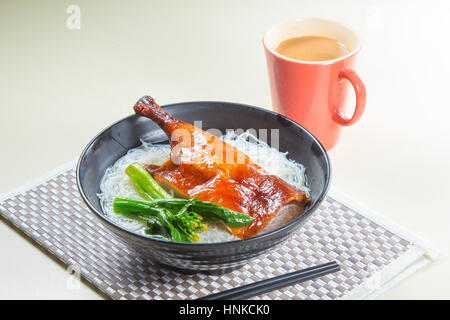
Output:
[[76, 100, 331, 248]]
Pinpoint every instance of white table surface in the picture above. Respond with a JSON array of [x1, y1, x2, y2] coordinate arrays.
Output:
[[1, 0, 449, 299]]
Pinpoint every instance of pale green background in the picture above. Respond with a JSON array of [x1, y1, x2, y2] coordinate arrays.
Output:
[[0, 0, 449, 299]]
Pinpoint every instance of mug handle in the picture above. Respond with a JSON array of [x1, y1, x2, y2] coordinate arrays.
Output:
[[332, 68, 366, 126]]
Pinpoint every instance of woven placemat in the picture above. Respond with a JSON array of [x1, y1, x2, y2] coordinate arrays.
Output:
[[0, 165, 434, 300]]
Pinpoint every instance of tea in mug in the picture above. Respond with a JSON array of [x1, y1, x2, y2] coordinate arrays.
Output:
[[275, 35, 350, 61]]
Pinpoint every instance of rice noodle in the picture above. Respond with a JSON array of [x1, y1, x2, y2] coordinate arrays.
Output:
[[98, 131, 309, 243]]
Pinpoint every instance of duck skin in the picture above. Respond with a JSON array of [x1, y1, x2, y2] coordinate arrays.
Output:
[[134, 96, 310, 239]]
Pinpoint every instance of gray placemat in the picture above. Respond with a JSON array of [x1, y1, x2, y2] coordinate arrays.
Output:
[[0, 167, 430, 299]]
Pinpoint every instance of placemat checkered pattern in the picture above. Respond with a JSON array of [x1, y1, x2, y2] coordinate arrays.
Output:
[[0, 168, 413, 300]]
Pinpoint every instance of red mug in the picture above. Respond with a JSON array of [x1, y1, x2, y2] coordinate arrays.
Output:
[[263, 18, 366, 150]]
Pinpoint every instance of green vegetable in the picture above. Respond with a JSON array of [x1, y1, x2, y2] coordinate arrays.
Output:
[[114, 210, 149, 223], [113, 197, 253, 228], [173, 199, 206, 241], [146, 216, 170, 240], [125, 162, 171, 200], [156, 208, 190, 242], [187, 200, 253, 228], [113, 197, 161, 217]]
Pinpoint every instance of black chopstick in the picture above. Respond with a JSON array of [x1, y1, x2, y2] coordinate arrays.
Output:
[[197, 261, 340, 300]]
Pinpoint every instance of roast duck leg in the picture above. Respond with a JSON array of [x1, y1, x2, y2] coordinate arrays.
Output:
[[134, 96, 310, 239]]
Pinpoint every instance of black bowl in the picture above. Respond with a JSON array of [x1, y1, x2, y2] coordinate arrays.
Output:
[[76, 101, 331, 274]]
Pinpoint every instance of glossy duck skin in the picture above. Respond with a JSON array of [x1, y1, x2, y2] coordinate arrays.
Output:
[[134, 96, 310, 239]]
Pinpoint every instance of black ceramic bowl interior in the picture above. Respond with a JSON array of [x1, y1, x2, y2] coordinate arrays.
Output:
[[77, 101, 331, 274]]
